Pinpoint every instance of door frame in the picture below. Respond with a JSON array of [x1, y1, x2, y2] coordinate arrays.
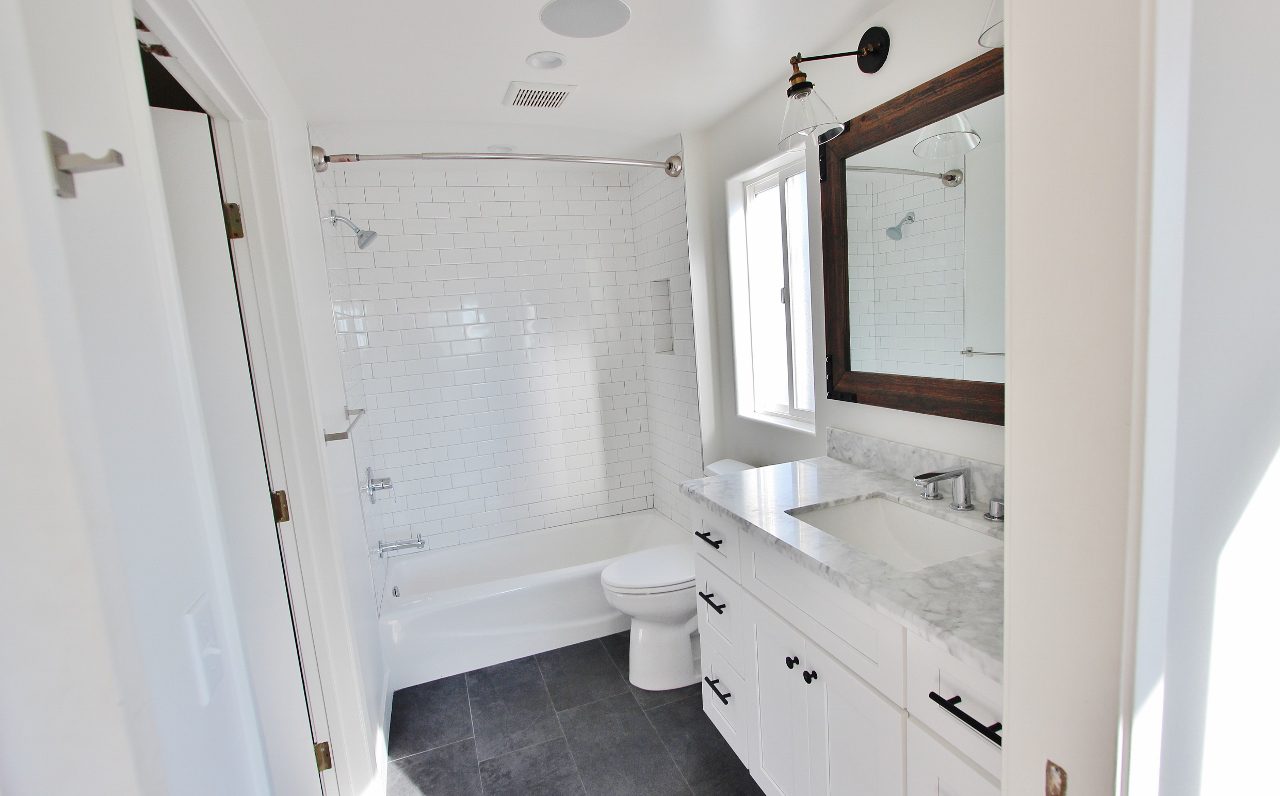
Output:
[[134, 1, 386, 793]]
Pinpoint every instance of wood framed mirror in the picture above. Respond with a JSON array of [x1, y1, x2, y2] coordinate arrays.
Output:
[[821, 49, 1004, 425]]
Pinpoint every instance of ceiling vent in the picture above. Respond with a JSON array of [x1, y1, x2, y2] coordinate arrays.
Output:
[[503, 81, 576, 109]]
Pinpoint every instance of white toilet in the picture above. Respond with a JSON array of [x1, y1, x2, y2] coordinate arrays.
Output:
[[601, 543, 698, 691], [602, 460, 755, 691]]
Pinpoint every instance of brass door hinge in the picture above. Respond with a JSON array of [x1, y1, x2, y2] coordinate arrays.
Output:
[[223, 202, 245, 239], [271, 490, 290, 523], [314, 741, 333, 772]]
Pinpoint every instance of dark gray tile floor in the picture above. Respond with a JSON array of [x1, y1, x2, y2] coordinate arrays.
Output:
[[387, 632, 764, 796]]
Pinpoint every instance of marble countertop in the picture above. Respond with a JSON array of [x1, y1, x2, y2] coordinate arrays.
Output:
[[680, 456, 1004, 681]]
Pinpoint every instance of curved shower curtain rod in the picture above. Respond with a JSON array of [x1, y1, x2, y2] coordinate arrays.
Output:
[[845, 164, 963, 187], [310, 146, 684, 177]]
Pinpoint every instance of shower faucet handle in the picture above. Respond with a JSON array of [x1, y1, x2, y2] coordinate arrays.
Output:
[[365, 467, 393, 504]]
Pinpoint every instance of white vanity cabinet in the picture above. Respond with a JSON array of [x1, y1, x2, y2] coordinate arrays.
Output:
[[688, 505, 1002, 796]]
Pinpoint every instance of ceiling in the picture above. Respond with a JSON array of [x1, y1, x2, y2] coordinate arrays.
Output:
[[246, 0, 891, 151]]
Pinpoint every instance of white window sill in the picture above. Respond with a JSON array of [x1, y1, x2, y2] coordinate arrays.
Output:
[[738, 410, 817, 434]]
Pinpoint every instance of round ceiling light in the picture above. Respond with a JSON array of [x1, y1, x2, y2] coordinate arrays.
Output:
[[525, 50, 567, 69], [540, 0, 631, 39]]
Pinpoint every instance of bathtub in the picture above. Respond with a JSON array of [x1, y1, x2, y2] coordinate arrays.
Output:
[[380, 508, 690, 690]]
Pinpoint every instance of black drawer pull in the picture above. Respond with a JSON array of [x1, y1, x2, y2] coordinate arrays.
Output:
[[695, 530, 724, 549], [928, 691, 1003, 747], [704, 677, 732, 705], [698, 591, 726, 614], [803, 669, 819, 684], [785, 656, 799, 669]]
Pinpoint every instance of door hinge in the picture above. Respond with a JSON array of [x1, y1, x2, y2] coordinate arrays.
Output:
[[314, 741, 333, 773], [271, 490, 290, 523], [781, 286, 790, 304], [223, 202, 245, 239]]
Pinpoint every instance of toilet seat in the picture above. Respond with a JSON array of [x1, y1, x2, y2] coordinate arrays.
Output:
[[601, 544, 694, 595]]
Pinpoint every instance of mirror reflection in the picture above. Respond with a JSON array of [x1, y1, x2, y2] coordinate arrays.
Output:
[[845, 96, 1005, 382]]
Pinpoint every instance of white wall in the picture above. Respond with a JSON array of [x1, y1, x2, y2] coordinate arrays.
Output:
[[683, 0, 1004, 469], [1135, 0, 1280, 792], [1003, 0, 1153, 792], [313, 140, 703, 553]]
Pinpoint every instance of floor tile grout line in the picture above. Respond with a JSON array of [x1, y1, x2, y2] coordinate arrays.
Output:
[[642, 695, 697, 795], [463, 671, 483, 789], [537, 653, 591, 796]]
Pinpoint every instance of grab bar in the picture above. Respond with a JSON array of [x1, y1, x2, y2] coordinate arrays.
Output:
[[960, 347, 1005, 357], [323, 407, 366, 442]]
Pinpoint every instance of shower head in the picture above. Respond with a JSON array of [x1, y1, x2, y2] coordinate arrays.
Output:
[[885, 211, 916, 241], [323, 210, 379, 250]]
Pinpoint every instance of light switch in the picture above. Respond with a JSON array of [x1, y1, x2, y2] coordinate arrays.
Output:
[[184, 594, 224, 706]]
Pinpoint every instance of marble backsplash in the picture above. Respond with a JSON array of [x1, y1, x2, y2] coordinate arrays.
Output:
[[826, 428, 1004, 510]]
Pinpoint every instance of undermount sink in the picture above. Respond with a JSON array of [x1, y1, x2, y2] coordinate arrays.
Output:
[[787, 497, 1001, 572]]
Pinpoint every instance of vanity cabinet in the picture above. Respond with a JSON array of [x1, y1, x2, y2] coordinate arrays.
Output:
[[689, 505, 1001, 796], [905, 720, 1000, 796]]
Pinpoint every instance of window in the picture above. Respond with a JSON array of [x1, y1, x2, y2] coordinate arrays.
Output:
[[728, 158, 816, 428]]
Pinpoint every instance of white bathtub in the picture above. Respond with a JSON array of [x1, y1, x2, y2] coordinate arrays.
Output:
[[380, 509, 690, 690]]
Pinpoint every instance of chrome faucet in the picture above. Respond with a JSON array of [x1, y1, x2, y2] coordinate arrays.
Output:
[[914, 468, 974, 511], [375, 534, 426, 557]]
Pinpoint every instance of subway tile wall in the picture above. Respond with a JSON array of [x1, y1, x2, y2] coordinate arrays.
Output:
[[315, 152, 702, 560], [847, 161, 966, 379]]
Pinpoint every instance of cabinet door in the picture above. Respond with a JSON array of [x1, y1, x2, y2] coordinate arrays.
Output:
[[805, 642, 906, 796], [906, 720, 999, 796], [752, 606, 810, 796]]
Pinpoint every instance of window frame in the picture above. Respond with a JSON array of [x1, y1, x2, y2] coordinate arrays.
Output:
[[727, 153, 817, 430]]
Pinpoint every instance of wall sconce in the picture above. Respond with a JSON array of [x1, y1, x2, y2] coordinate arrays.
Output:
[[777, 26, 890, 152]]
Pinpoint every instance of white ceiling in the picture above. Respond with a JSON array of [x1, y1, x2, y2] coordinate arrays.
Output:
[[246, 0, 891, 151]]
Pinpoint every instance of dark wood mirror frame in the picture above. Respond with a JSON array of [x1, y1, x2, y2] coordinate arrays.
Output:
[[820, 49, 1004, 425]]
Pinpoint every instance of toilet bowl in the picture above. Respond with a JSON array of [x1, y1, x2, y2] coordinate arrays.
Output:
[[601, 543, 698, 691]]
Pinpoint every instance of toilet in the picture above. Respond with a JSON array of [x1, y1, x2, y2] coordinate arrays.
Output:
[[602, 460, 754, 691], [602, 543, 698, 691]]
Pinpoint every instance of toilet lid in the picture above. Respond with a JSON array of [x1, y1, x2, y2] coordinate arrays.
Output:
[[601, 544, 695, 592]]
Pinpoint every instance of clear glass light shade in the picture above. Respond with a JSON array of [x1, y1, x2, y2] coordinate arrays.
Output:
[[978, 0, 1004, 48], [912, 112, 982, 159], [778, 88, 845, 151]]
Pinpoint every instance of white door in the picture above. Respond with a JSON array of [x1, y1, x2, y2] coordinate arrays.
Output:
[[151, 107, 322, 795], [753, 606, 811, 796], [5, 0, 274, 792], [805, 641, 905, 796]]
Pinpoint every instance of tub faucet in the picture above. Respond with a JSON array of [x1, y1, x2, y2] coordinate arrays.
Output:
[[913, 468, 974, 511], [376, 534, 426, 557]]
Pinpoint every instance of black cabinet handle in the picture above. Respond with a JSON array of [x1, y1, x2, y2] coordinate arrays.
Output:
[[695, 530, 724, 549], [785, 656, 799, 669], [697, 591, 726, 614], [803, 669, 819, 684], [928, 691, 1003, 747], [704, 677, 732, 705]]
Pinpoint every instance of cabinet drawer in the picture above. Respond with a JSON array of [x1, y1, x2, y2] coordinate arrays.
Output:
[[742, 535, 906, 705], [695, 555, 749, 673], [905, 633, 1003, 778], [906, 719, 999, 796], [692, 509, 741, 580], [700, 632, 749, 765]]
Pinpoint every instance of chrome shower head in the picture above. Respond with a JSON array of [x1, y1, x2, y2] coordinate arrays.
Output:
[[323, 210, 379, 250], [886, 211, 916, 241]]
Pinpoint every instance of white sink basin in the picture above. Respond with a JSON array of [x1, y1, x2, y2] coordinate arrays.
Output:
[[787, 498, 1001, 572]]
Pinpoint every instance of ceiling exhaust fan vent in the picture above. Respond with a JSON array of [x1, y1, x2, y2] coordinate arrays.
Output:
[[503, 81, 576, 109]]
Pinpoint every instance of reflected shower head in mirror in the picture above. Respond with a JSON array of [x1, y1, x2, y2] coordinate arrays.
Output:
[[322, 209, 379, 249], [886, 212, 916, 240]]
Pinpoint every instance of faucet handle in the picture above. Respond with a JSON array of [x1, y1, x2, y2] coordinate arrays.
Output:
[[917, 481, 943, 500]]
